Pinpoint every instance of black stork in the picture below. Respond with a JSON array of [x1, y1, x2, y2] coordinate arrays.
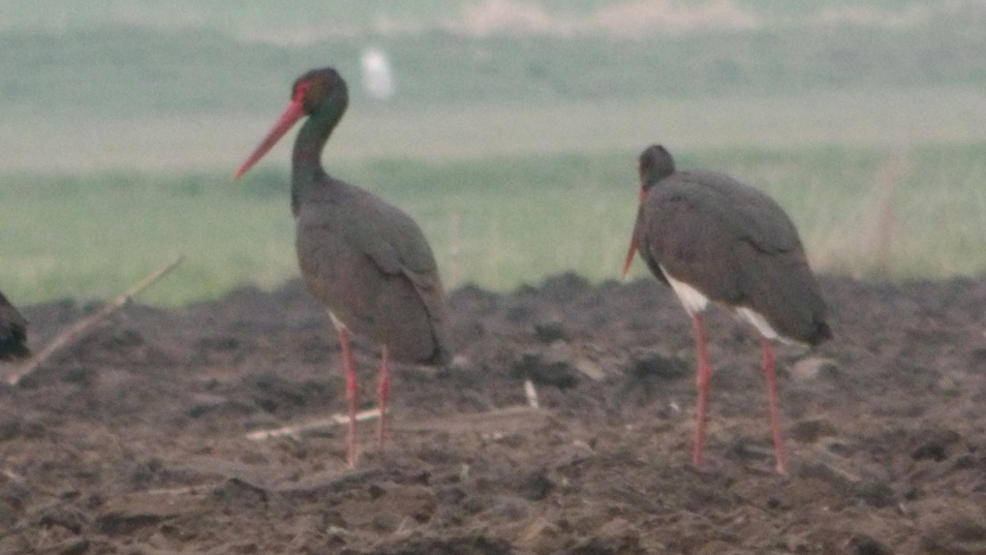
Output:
[[623, 145, 831, 475], [234, 68, 452, 467], [0, 290, 29, 361]]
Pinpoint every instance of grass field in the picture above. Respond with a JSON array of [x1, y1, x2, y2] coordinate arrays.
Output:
[[1, 1, 985, 305], [2, 144, 984, 306]]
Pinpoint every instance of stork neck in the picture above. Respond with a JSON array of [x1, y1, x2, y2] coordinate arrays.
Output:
[[291, 100, 345, 197]]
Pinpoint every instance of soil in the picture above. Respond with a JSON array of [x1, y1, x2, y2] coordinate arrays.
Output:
[[1, 273, 985, 554]]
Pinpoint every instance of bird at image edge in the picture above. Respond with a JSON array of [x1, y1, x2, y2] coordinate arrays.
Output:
[[0, 290, 30, 361]]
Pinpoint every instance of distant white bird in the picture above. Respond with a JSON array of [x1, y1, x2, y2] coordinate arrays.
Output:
[[360, 47, 395, 101]]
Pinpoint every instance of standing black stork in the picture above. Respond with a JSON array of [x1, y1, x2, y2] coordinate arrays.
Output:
[[0, 290, 29, 361], [623, 145, 830, 475], [234, 68, 452, 467]]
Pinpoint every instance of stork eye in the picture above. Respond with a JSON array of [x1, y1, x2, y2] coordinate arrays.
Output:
[[293, 80, 312, 102]]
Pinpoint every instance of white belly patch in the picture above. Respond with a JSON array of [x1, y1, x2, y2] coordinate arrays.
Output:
[[327, 310, 348, 332], [660, 265, 709, 316], [660, 264, 786, 342], [735, 306, 781, 341]]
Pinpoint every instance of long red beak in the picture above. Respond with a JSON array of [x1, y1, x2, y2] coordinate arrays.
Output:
[[622, 234, 638, 278], [234, 98, 306, 179], [622, 188, 646, 277]]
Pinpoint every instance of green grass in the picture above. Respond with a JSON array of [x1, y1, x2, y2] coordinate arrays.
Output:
[[0, 170, 295, 305], [2, 144, 985, 306]]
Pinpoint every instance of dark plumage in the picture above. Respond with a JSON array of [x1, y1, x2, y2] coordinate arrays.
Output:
[[631, 145, 830, 345], [235, 68, 451, 466], [0, 290, 29, 361], [625, 144, 830, 474], [294, 177, 451, 366]]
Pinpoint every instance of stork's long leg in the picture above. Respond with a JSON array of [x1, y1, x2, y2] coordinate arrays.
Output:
[[692, 313, 712, 468], [377, 345, 391, 449], [761, 337, 788, 475], [337, 327, 358, 468]]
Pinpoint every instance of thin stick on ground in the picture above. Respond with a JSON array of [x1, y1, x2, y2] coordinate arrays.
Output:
[[6, 255, 185, 385], [246, 408, 382, 441], [247, 404, 548, 441]]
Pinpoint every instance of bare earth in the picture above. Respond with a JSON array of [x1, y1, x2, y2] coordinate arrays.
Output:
[[1, 274, 984, 554]]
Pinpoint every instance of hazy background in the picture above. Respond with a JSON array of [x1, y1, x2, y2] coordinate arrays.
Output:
[[2, 0, 985, 305]]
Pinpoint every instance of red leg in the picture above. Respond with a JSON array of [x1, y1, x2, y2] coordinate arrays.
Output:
[[339, 328, 358, 468], [692, 313, 711, 468], [376, 345, 391, 449], [761, 338, 788, 475]]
